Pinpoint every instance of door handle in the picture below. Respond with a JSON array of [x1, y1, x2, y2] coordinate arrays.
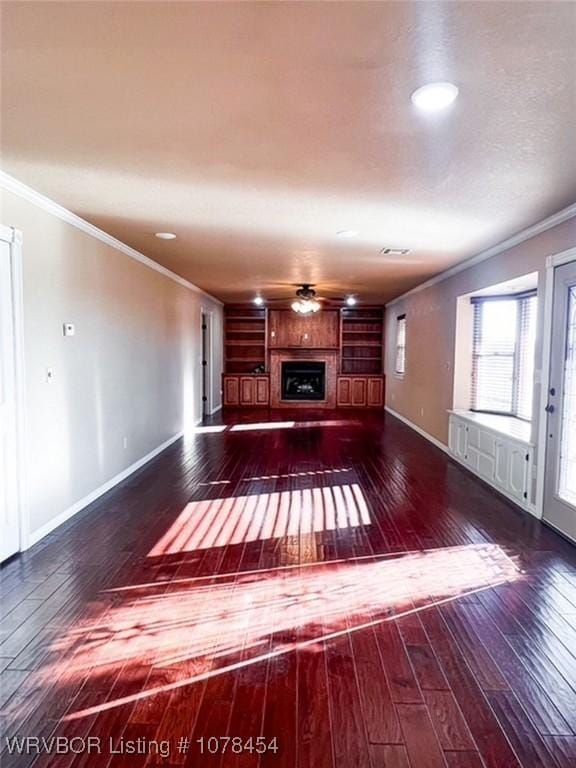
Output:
[[545, 404, 555, 414]]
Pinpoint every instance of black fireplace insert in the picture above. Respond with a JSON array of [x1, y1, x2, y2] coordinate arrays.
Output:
[[281, 361, 326, 401]]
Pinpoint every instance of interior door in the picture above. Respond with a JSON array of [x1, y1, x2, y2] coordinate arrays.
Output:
[[201, 312, 208, 418], [543, 259, 576, 542], [0, 237, 20, 561]]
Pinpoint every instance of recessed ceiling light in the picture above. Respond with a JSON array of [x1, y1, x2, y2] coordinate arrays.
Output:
[[155, 232, 177, 240], [345, 296, 357, 306], [411, 82, 459, 112], [253, 296, 264, 306], [337, 229, 359, 238]]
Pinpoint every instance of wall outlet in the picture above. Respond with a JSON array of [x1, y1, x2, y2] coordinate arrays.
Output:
[[63, 322, 75, 337]]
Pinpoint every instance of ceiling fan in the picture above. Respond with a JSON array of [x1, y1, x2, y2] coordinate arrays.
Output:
[[262, 284, 353, 314]]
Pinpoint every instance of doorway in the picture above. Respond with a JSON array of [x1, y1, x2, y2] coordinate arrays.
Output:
[[543, 258, 576, 542], [201, 311, 211, 420], [0, 226, 25, 562]]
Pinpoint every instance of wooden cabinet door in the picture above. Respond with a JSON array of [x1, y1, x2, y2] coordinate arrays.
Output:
[[240, 376, 254, 405], [268, 310, 302, 347], [337, 377, 352, 406], [311, 312, 339, 348], [255, 376, 269, 405], [367, 377, 384, 407], [268, 310, 339, 348], [351, 378, 367, 406], [224, 376, 239, 406]]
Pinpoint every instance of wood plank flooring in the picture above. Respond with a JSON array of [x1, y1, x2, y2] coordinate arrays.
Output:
[[1, 410, 576, 768]]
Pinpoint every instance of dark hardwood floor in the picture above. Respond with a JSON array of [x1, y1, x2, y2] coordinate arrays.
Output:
[[1, 410, 576, 768]]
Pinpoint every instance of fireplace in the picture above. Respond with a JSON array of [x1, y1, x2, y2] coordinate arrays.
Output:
[[281, 361, 326, 401]]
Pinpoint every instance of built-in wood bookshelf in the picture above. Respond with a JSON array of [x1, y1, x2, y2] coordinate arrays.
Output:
[[340, 307, 384, 375], [224, 307, 267, 374]]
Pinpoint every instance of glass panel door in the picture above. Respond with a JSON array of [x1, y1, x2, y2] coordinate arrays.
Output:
[[558, 285, 576, 505], [544, 260, 576, 541]]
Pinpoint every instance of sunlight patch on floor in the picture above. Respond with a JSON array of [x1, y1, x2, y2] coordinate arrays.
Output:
[[24, 544, 521, 722], [148, 483, 371, 554]]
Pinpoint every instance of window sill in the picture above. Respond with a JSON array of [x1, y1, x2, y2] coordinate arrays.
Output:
[[449, 410, 533, 445]]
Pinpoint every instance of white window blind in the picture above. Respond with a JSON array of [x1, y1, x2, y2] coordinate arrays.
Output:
[[395, 315, 406, 374], [471, 292, 537, 420]]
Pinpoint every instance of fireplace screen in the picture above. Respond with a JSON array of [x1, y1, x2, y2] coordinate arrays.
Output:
[[281, 361, 326, 401]]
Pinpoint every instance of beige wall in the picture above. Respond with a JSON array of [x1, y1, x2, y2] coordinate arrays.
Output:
[[385, 217, 576, 446], [1, 189, 223, 538]]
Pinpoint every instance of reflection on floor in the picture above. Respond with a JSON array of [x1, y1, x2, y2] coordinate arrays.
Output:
[[1, 409, 576, 768]]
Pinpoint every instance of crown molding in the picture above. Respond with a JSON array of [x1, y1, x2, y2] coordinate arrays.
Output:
[[0, 171, 223, 305], [386, 202, 576, 308]]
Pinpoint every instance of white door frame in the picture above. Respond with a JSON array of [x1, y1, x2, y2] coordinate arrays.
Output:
[[0, 224, 28, 554], [536, 246, 576, 520]]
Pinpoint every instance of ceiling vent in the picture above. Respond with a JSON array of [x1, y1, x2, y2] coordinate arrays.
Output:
[[380, 247, 410, 255]]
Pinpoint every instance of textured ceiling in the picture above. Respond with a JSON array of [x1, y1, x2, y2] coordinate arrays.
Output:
[[1, 1, 575, 303]]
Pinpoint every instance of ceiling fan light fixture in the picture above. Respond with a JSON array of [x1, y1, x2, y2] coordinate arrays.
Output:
[[291, 298, 321, 314]]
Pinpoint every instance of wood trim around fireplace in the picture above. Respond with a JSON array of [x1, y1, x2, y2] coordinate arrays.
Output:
[[270, 349, 339, 408]]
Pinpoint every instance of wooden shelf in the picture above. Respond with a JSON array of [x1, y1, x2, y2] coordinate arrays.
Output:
[[225, 357, 265, 362], [342, 341, 381, 347], [225, 307, 267, 374], [223, 305, 386, 380], [227, 330, 265, 334], [342, 330, 382, 335], [340, 307, 383, 375]]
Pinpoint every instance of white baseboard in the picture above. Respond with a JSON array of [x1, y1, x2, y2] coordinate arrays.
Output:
[[209, 403, 222, 415], [28, 431, 183, 547], [384, 406, 449, 454]]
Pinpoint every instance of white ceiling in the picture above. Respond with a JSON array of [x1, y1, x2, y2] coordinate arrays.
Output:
[[1, 1, 575, 303]]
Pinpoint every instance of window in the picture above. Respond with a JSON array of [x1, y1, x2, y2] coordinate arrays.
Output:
[[471, 292, 537, 420], [395, 315, 406, 375]]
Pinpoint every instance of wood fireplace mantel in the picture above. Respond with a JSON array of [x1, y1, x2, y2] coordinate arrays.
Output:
[[270, 349, 339, 408]]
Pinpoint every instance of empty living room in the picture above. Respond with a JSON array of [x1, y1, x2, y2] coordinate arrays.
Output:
[[2, 2, 576, 767]]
